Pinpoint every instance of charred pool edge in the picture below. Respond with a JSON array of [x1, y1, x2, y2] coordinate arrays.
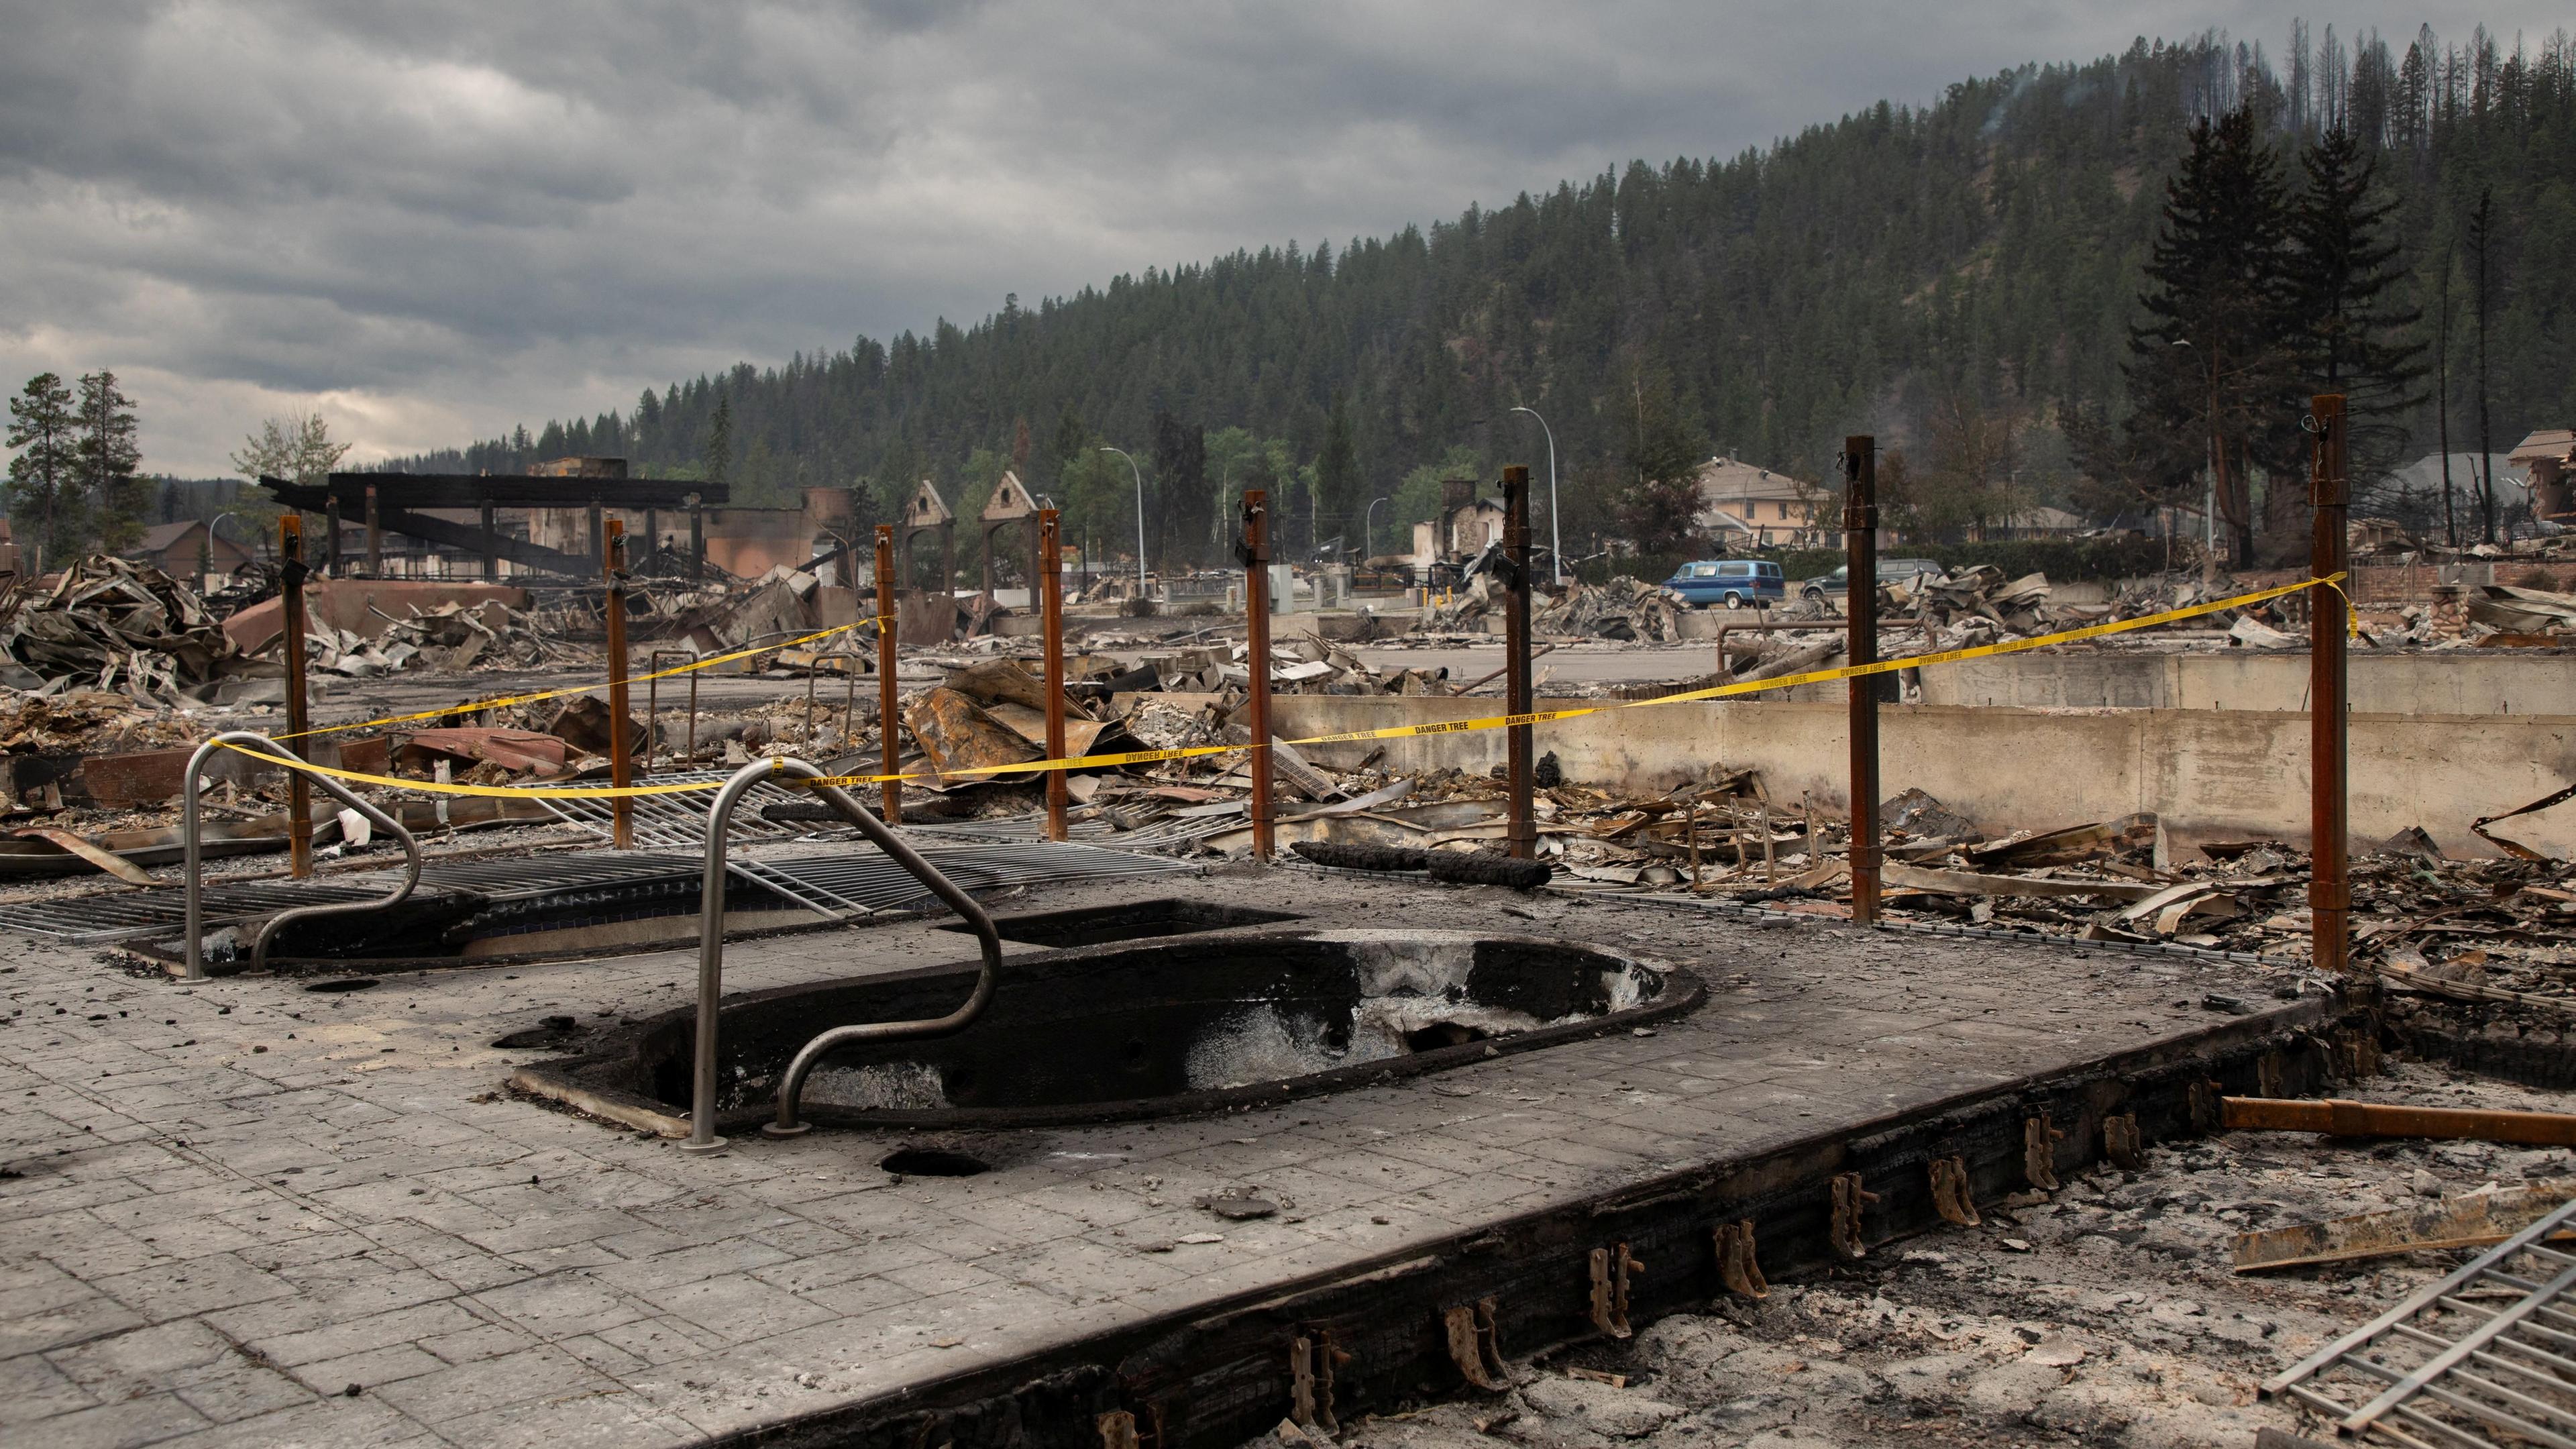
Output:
[[698, 998, 2359, 1449], [509, 932, 1705, 1136]]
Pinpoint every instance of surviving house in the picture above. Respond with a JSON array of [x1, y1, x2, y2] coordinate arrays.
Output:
[[125, 519, 251, 583], [1693, 457, 1828, 547]]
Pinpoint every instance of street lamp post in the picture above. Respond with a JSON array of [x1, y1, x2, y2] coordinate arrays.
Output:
[[1099, 447, 1147, 598], [1362, 496, 1389, 562], [1507, 406, 1563, 584]]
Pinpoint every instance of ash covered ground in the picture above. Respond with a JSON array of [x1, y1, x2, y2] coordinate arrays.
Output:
[[1269, 1062, 2576, 1449]]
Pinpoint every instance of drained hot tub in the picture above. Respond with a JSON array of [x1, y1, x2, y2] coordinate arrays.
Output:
[[513, 929, 1703, 1135]]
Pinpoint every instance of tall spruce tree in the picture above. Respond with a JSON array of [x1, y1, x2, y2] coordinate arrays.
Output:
[[2286, 127, 2426, 485], [74, 371, 143, 553], [1313, 396, 1358, 555], [2123, 108, 2300, 566], [702, 394, 733, 489], [1148, 411, 1209, 566], [6, 373, 79, 563]]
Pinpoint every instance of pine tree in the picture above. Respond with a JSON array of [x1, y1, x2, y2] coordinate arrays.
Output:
[[1616, 372, 1707, 555], [1313, 396, 1358, 555], [702, 395, 733, 489], [2123, 108, 2300, 566], [2285, 127, 2426, 483], [74, 371, 143, 553], [1149, 411, 1210, 566], [5, 373, 78, 563]]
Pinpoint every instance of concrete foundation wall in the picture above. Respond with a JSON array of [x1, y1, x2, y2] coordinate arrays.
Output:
[[1267, 694, 2576, 859], [1919, 649, 2576, 716]]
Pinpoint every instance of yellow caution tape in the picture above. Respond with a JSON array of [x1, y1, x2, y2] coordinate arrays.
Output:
[[215, 740, 780, 798], [216, 576, 2343, 800], [275, 611, 890, 742]]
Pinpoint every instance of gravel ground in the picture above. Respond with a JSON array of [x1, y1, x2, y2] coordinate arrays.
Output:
[[1262, 1061, 2576, 1449]]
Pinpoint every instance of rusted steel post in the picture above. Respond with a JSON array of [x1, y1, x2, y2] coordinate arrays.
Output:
[[1502, 464, 1537, 859], [2311, 393, 2351, 975], [604, 520, 634, 849], [1843, 437, 1882, 926], [364, 483, 380, 576], [1040, 508, 1069, 841], [874, 524, 902, 823], [1241, 490, 1275, 862], [278, 516, 314, 879]]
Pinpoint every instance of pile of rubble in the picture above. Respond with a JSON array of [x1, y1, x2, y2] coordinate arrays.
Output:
[[1894, 565, 2054, 643], [1529, 575, 1685, 641], [1541, 773, 2576, 980], [0, 556, 255, 704], [305, 600, 584, 678]]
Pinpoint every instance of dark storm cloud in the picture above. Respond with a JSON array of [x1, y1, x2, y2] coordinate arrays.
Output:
[[0, 1, 2559, 472]]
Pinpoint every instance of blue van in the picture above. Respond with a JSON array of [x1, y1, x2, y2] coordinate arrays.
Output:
[[1661, 559, 1785, 609]]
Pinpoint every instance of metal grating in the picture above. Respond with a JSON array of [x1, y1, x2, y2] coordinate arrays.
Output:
[[2264, 1193, 2576, 1445], [523, 769, 802, 849], [0, 853, 698, 943], [0, 841, 1197, 944]]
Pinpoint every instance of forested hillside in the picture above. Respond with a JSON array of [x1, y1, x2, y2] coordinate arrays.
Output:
[[390, 23, 2576, 570]]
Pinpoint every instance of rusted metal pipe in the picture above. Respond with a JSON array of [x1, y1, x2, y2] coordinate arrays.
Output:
[[1040, 508, 1069, 842], [802, 651, 864, 749], [1843, 437, 1881, 925], [604, 520, 633, 850], [1712, 617, 1849, 676], [2310, 393, 2351, 975], [1242, 490, 1275, 862], [874, 524, 902, 824], [645, 648, 698, 773], [278, 516, 314, 879], [1502, 464, 1536, 859], [2224, 1097, 2576, 1147]]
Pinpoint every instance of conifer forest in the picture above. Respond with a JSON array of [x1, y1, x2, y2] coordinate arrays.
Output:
[[391, 24, 2576, 570]]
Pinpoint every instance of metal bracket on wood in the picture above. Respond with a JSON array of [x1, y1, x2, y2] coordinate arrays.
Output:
[[2258, 1049, 2286, 1099], [2103, 1113, 2143, 1171], [1715, 1220, 1768, 1299], [1929, 1157, 1981, 1226], [1588, 1244, 1642, 1338], [2336, 1026, 2381, 1080], [1829, 1173, 1879, 1259], [2023, 1114, 2064, 1191], [1289, 1328, 1349, 1434], [1442, 1297, 1507, 1390], [2189, 1078, 2223, 1132]]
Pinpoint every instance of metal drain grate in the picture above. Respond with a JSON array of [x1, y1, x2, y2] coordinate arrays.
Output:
[[0, 853, 698, 943], [0, 842, 1200, 944], [2263, 1193, 2576, 1444]]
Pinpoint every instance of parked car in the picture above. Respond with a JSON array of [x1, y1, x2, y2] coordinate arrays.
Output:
[[1798, 557, 1943, 603], [1660, 559, 1785, 609]]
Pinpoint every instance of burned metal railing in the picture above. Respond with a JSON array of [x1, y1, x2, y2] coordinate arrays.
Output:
[[682, 757, 1001, 1153], [181, 731, 421, 978]]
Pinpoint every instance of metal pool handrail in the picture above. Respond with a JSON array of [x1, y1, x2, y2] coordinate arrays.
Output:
[[684, 757, 1001, 1153], [181, 731, 423, 978]]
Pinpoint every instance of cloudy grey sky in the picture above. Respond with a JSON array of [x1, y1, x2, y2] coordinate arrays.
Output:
[[1, 2, 2559, 477]]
